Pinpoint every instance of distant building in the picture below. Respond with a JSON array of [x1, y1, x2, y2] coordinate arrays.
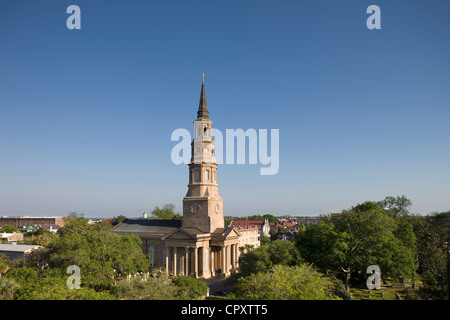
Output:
[[229, 219, 270, 238], [296, 216, 321, 226], [0, 244, 41, 261], [283, 221, 295, 228], [269, 221, 283, 231], [1, 232, 24, 244], [41, 224, 61, 233], [237, 228, 260, 249], [21, 225, 38, 233], [330, 213, 341, 217], [0, 216, 64, 229], [277, 230, 298, 241]]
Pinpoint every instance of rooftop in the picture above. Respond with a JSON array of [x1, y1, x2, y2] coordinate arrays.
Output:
[[0, 244, 41, 252], [112, 219, 182, 237], [1, 216, 63, 219]]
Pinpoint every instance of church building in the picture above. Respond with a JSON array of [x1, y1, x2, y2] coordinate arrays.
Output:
[[112, 75, 253, 278]]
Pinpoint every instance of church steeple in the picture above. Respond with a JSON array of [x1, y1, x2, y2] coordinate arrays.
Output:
[[182, 74, 223, 233], [197, 73, 209, 119]]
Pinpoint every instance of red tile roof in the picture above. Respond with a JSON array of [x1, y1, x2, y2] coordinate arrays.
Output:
[[284, 222, 294, 227], [230, 220, 263, 229], [269, 222, 282, 228]]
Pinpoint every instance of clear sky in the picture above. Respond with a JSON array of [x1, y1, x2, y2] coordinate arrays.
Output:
[[0, 0, 449, 218]]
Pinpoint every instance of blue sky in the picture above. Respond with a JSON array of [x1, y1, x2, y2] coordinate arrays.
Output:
[[0, 0, 449, 218]]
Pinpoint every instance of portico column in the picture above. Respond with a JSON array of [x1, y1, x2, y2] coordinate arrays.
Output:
[[228, 245, 231, 273], [225, 245, 229, 274], [165, 246, 169, 275], [185, 248, 189, 276], [231, 244, 236, 269], [173, 247, 177, 276], [237, 244, 240, 264], [229, 245, 232, 272], [193, 247, 198, 278], [210, 248, 214, 276], [221, 246, 225, 274]]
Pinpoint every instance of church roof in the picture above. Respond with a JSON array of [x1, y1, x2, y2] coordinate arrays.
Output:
[[112, 219, 181, 237]]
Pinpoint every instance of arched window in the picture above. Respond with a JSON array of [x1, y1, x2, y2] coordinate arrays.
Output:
[[205, 170, 210, 181]]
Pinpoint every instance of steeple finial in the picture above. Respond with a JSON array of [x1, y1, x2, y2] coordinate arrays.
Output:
[[201, 72, 205, 83]]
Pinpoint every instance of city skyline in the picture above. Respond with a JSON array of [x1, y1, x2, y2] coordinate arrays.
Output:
[[1, 0, 449, 217]]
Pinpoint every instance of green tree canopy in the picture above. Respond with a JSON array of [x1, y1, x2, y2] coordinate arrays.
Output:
[[238, 240, 302, 278], [172, 276, 208, 299], [407, 213, 448, 299], [111, 215, 127, 226], [0, 225, 20, 233], [26, 216, 149, 290], [5, 267, 114, 300], [57, 212, 90, 237], [297, 201, 416, 291], [376, 195, 412, 218], [427, 210, 450, 243], [0, 254, 11, 277], [21, 228, 57, 246], [231, 264, 341, 300], [151, 204, 181, 220], [113, 273, 179, 300]]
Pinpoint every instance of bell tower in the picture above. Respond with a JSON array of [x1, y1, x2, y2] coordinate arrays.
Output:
[[182, 74, 224, 233]]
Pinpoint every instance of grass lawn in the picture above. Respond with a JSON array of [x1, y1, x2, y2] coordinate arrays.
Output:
[[350, 286, 407, 300], [349, 276, 420, 300]]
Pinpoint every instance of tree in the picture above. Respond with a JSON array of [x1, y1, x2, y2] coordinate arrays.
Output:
[[263, 214, 278, 223], [113, 273, 179, 300], [260, 235, 271, 245], [58, 212, 90, 237], [26, 217, 149, 291], [151, 204, 181, 220], [4, 266, 114, 300], [407, 213, 448, 299], [172, 276, 208, 299], [297, 201, 416, 291], [377, 195, 412, 218], [111, 215, 127, 226], [244, 214, 278, 223], [0, 225, 19, 233], [21, 228, 57, 246], [238, 240, 302, 278], [427, 210, 450, 300], [0, 254, 11, 278], [0, 277, 20, 300], [427, 210, 450, 243], [231, 264, 341, 300]]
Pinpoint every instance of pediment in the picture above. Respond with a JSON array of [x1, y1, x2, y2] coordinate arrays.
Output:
[[162, 228, 195, 241], [222, 227, 241, 239]]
